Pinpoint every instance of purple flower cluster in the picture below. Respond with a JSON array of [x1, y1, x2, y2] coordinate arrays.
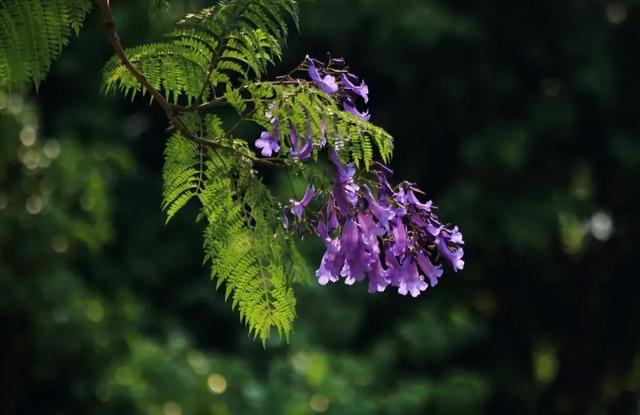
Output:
[[307, 56, 371, 121], [313, 151, 464, 297], [254, 55, 465, 297], [254, 56, 371, 158]]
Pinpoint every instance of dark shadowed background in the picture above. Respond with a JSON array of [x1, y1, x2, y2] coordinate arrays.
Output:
[[1, 1, 639, 414]]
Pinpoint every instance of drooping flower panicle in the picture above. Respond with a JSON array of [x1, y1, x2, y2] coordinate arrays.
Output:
[[312, 155, 464, 297], [252, 56, 465, 297]]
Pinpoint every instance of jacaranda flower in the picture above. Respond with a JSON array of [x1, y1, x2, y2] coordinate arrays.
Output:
[[255, 109, 281, 157], [307, 55, 339, 95], [290, 124, 313, 160], [343, 102, 371, 121], [342, 73, 369, 103], [255, 130, 279, 157], [329, 150, 360, 214], [283, 186, 316, 229]]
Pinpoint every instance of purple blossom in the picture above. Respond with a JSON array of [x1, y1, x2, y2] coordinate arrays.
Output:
[[315, 220, 343, 285], [291, 186, 316, 218], [290, 124, 312, 160], [255, 111, 281, 157], [329, 150, 360, 214], [364, 187, 395, 230], [342, 73, 369, 103], [367, 256, 390, 293], [283, 185, 315, 230], [391, 220, 408, 257], [396, 258, 428, 297], [416, 251, 443, 287], [307, 55, 339, 95], [438, 238, 465, 272], [305, 56, 372, 122], [255, 130, 279, 157], [318, 119, 327, 148], [406, 189, 433, 212], [343, 102, 371, 121]]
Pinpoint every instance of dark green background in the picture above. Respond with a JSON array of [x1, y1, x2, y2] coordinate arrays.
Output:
[[1, 1, 639, 414]]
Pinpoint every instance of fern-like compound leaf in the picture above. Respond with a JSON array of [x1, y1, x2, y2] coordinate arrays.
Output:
[[0, 0, 92, 90], [162, 132, 207, 223], [103, 0, 299, 104], [198, 152, 297, 344]]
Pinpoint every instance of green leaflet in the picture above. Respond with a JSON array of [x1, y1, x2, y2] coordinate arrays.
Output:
[[0, 0, 92, 90], [161, 132, 206, 223]]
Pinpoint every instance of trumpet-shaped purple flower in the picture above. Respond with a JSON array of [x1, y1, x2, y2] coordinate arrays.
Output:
[[416, 251, 443, 287], [307, 55, 339, 95], [367, 256, 390, 293], [315, 220, 343, 285], [287, 185, 315, 217], [290, 125, 313, 160], [365, 187, 395, 230], [342, 73, 369, 103], [255, 110, 281, 157], [318, 119, 327, 148], [329, 150, 360, 214], [396, 258, 428, 297], [255, 130, 279, 157], [343, 102, 371, 121], [438, 238, 465, 272], [305, 56, 373, 122], [391, 220, 408, 257]]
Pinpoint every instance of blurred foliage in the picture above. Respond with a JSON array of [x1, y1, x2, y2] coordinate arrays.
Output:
[[1, 1, 640, 414]]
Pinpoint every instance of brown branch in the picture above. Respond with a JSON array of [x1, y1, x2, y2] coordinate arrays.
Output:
[[95, 0, 190, 136], [94, 0, 284, 168]]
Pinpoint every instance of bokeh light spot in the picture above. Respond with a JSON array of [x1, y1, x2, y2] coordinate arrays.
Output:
[[21, 149, 40, 170], [309, 394, 330, 413], [94, 383, 112, 402], [163, 401, 182, 415], [187, 351, 209, 375], [207, 373, 227, 394], [115, 367, 133, 386], [25, 195, 42, 215], [8, 95, 24, 114], [590, 211, 613, 241], [534, 345, 558, 383], [606, 3, 627, 24], [51, 235, 69, 253], [80, 194, 96, 211], [86, 300, 104, 322], [43, 139, 61, 159], [20, 126, 37, 146]]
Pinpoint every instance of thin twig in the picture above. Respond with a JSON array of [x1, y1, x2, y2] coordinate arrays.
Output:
[[95, 0, 189, 136]]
